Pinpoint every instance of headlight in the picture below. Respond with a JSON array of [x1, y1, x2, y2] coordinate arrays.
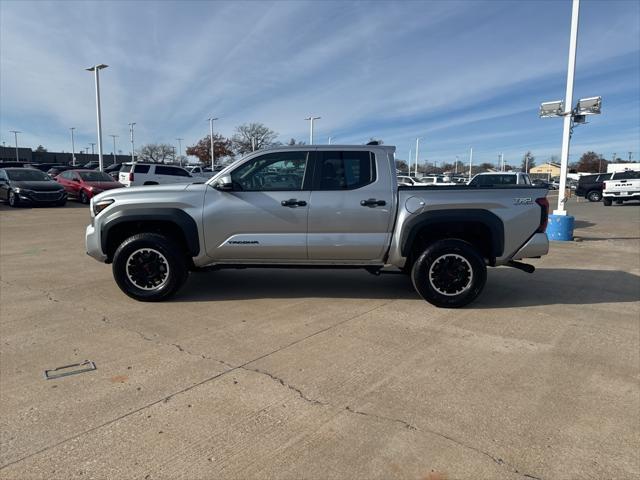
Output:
[[93, 198, 115, 215]]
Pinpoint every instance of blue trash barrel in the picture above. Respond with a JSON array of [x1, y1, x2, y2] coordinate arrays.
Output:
[[547, 214, 575, 241]]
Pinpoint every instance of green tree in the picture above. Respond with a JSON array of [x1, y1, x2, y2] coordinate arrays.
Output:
[[35, 145, 47, 152], [186, 134, 233, 165]]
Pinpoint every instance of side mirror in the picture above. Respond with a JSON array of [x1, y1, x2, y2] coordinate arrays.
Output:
[[213, 175, 233, 191]]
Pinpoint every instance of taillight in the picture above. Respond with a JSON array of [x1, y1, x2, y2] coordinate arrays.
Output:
[[535, 197, 549, 233], [129, 172, 134, 182]]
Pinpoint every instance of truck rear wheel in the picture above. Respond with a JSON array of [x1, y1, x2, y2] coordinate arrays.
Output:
[[587, 190, 602, 202], [411, 239, 486, 308], [112, 233, 188, 301]]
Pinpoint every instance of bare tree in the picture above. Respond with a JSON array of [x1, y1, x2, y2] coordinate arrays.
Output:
[[232, 123, 278, 155], [137, 143, 176, 163]]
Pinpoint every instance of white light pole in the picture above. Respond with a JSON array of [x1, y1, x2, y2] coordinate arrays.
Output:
[[208, 117, 218, 166], [468, 147, 473, 180], [90, 143, 95, 155], [109, 134, 118, 165], [176, 138, 183, 166], [328, 136, 332, 145], [555, 0, 580, 215], [86, 64, 108, 171], [251, 137, 256, 152], [129, 123, 136, 163], [455, 155, 459, 174], [415, 138, 421, 177], [9, 130, 20, 162], [70, 128, 76, 166], [304, 116, 321, 145]]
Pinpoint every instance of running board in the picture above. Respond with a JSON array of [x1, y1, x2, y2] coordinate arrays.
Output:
[[507, 261, 535, 273]]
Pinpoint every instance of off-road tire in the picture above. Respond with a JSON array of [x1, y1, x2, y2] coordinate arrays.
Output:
[[112, 233, 188, 301], [411, 239, 487, 308]]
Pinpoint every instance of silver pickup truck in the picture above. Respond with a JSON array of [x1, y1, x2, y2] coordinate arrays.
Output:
[[86, 145, 549, 307]]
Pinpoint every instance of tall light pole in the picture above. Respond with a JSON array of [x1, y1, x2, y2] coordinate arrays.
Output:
[[304, 116, 321, 145], [109, 134, 118, 165], [207, 117, 218, 166], [86, 64, 108, 171], [468, 147, 473, 180], [9, 130, 20, 162], [176, 138, 183, 166], [415, 138, 420, 177], [455, 155, 459, 174], [90, 143, 96, 155], [128, 123, 136, 163], [554, 0, 580, 216], [328, 136, 332, 145], [70, 128, 76, 166]]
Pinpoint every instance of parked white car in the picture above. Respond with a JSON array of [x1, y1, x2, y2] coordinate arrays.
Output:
[[419, 175, 457, 186], [119, 163, 193, 187], [186, 165, 215, 179], [397, 175, 424, 186], [468, 172, 532, 186], [602, 170, 640, 206]]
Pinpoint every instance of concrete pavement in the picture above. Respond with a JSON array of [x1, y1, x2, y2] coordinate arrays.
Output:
[[0, 197, 638, 479]]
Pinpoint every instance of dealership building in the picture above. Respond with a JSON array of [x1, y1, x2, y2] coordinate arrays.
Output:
[[0, 146, 133, 166]]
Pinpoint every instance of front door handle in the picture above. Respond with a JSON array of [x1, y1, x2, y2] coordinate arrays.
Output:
[[281, 198, 307, 207], [360, 198, 386, 207]]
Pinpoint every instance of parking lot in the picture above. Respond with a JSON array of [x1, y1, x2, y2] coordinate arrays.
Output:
[[0, 194, 638, 480]]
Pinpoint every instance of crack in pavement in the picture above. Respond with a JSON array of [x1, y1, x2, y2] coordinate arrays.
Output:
[[1, 301, 393, 470], [241, 367, 328, 406], [344, 405, 417, 430]]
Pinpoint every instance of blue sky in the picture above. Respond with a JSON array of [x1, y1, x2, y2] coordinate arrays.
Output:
[[1, 0, 639, 166]]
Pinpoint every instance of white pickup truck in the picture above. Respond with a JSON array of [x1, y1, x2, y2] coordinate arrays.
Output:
[[86, 145, 549, 308], [602, 170, 640, 206]]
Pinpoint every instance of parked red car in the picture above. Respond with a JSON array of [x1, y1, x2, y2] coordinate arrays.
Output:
[[56, 169, 123, 203]]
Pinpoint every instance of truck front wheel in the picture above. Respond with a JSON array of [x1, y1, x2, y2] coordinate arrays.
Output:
[[112, 233, 188, 301], [411, 239, 487, 308]]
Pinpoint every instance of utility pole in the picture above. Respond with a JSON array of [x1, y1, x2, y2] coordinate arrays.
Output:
[[468, 147, 473, 180], [86, 64, 108, 171], [129, 123, 136, 163], [90, 143, 96, 155], [208, 117, 218, 166], [176, 138, 184, 167], [109, 135, 118, 165], [9, 130, 20, 162], [415, 138, 420, 177], [304, 116, 321, 144], [455, 155, 458, 174], [629, 152, 633, 161], [70, 128, 76, 166]]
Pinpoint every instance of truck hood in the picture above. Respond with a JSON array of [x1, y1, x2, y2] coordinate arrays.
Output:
[[92, 182, 208, 204]]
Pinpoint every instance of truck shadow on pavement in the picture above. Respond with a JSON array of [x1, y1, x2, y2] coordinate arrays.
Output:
[[176, 267, 639, 307]]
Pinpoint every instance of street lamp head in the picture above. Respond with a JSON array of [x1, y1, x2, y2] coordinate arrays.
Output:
[[575, 96, 602, 115], [539, 100, 565, 118], [86, 64, 108, 72]]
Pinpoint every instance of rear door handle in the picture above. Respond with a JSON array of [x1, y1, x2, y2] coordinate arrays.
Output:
[[360, 198, 386, 207], [281, 198, 307, 207]]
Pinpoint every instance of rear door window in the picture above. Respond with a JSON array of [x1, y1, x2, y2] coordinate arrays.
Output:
[[156, 166, 189, 177], [315, 151, 376, 190], [134, 164, 150, 174]]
